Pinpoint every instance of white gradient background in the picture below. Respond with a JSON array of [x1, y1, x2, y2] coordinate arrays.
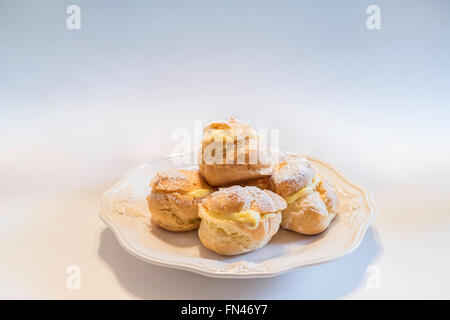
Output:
[[0, 1, 449, 299]]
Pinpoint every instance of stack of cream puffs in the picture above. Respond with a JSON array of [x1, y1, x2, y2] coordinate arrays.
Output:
[[147, 118, 339, 255]]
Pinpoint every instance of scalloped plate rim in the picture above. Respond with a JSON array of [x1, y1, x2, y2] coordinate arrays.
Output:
[[99, 154, 377, 278]]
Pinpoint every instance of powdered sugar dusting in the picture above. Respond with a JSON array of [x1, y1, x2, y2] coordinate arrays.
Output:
[[204, 185, 286, 214], [152, 169, 207, 192], [271, 154, 314, 187]]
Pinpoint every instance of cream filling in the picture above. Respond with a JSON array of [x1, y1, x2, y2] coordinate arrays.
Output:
[[284, 175, 321, 205], [210, 129, 235, 143], [206, 128, 258, 144], [184, 188, 214, 198], [205, 208, 262, 230]]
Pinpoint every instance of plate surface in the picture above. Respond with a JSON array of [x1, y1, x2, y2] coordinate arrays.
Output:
[[99, 155, 376, 278]]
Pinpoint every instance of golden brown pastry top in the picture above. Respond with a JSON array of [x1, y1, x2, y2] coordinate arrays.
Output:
[[199, 117, 273, 167], [202, 117, 258, 145], [151, 169, 211, 193], [269, 153, 316, 198], [202, 185, 287, 214]]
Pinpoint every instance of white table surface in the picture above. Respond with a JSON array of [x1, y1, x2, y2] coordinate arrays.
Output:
[[1, 1, 449, 299]]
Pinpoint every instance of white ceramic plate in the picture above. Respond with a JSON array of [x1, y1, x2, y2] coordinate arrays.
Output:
[[99, 154, 376, 278]]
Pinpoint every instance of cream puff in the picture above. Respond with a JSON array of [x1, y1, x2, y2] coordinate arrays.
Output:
[[269, 153, 339, 235], [198, 118, 274, 187], [198, 185, 287, 255], [147, 169, 214, 232]]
